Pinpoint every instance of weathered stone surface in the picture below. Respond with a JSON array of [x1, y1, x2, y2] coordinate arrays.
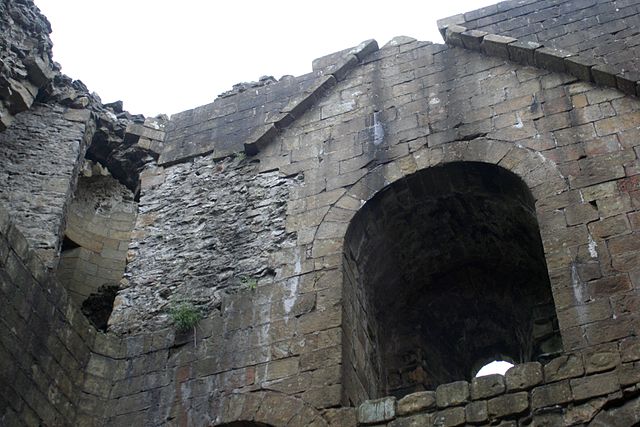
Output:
[[397, 391, 436, 415], [532, 381, 572, 409], [357, 397, 396, 424], [505, 362, 543, 391], [436, 381, 469, 408], [109, 155, 298, 333], [470, 374, 505, 400], [487, 392, 529, 418]]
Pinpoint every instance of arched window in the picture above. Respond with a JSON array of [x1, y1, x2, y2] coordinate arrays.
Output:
[[342, 162, 562, 403]]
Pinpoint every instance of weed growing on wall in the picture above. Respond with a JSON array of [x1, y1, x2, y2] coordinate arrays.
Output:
[[169, 301, 202, 332]]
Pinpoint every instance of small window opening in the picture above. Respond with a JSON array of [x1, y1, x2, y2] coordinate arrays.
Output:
[[474, 360, 515, 377], [81, 285, 119, 332]]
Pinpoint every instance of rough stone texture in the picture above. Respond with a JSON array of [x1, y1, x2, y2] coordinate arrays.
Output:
[[159, 74, 321, 165], [0, 0, 56, 129], [4, 0, 640, 425], [0, 204, 97, 426], [441, 0, 640, 91], [0, 103, 93, 265], [108, 155, 298, 334], [357, 397, 396, 424]]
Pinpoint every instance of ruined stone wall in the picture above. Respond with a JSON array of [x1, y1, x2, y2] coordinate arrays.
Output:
[[0, 204, 98, 426], [2, 0, 640, 425], [0, 103, 94, 266]]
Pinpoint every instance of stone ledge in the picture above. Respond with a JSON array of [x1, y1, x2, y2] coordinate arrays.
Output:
[[438, 21, 639, 98]]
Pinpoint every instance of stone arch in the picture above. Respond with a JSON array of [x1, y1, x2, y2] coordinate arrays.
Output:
[[211, 391, 327, 427], [313, 139, 581, 404]]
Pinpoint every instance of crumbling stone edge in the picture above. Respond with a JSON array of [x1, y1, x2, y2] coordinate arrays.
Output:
[[243, 39, 379, 156], [437, 18, 640, 99]]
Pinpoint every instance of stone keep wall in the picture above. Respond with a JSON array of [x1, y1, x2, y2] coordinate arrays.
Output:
[[0, 103, 93, 266]]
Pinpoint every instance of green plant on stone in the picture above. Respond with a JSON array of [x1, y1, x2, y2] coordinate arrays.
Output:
[[240, 276, 258, 291], [235, 151, 247, 161], [169, 301, 202, 332]]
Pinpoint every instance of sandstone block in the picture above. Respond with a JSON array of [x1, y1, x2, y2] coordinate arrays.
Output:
[[620, 337, 640, 362], [433, 407, 465, 427], [487, 392, 529, 418], [570, 371, 620, 401], [470, 374, 505, 400], [358, 396, 396, 424], [584, 346, 620, 374], [508, 40, 542, 66], [397, 391, 436, 415], [531, 381, 572, 409], [465, 400, 488, 424], [480, 34, 516, 59], [534, 47, 574, 74], [436, 380, 470, 407], [505, 362, 543, 391], [388, 413, 431, 427]]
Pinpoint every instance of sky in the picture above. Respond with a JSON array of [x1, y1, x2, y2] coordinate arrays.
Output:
[[33, 1, 497, 118]]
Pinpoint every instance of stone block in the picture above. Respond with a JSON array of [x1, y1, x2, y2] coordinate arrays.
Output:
[[444, 25, 467, 48], [397, 391, 436, 415], [618, 361, 640, 386], [357, 396, 396, 424], [124, 122, 165, 143], [620, 337, 640, 362], [584, 345, 621, 374], [470, 374, 505, 400], [570, 371, 620, 401], [331, 54, 359, 82], [349, 39, 379, 62], [531, 381, 572, 409], [436, 380, 470, 407], [437, 14, 465, 38], [388, 413, 431, 427], [616, 71, 640, 96], [323, 408, 357, 427], [63, 108, 92, 123], [487, 392, 529, 418], [433, 407, 465, 427], [465, 400, 488, 424], [480, 34, 517, 59], [508, 40, 542, 66], [460, 29, 488, 50], [505, 362, 543, 391], [244, 124, 279, 155], [564, 55, 598, 82], [591, 64, 618, 88], [534, 47, 574, 74]]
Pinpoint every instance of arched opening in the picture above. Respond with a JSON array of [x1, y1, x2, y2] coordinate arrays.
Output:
[[341, 161, 561, 404]]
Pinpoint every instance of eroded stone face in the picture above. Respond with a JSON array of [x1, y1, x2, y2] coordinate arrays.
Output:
[[108, 155, 298, 334]]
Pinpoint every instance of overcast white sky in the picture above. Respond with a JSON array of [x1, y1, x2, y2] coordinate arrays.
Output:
[[34, 1, 497, 117]]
